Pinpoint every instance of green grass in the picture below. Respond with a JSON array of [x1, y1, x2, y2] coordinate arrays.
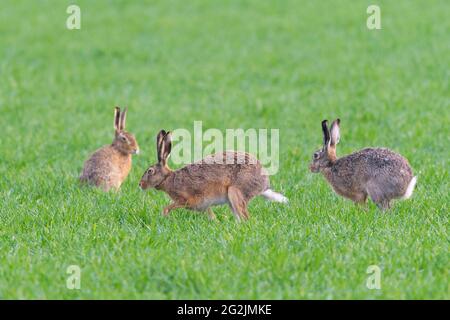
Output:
[[0, 0, 448, 299]]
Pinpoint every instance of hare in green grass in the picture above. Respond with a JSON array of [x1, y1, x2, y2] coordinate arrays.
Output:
[[310, 119, 416, 210], [80, 107, 139, 191], [139, 130, 288, 221]]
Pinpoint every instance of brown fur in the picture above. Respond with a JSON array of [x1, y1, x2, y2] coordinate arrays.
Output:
[[310, 119, 415, 210], [139, 130, 273, 221], [80, 107, 139, 191]]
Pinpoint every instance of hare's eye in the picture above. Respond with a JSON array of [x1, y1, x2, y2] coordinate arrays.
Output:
[[314, 152, 320, 160], [121, 136, 127, 142], [148, 168, 155, 175]]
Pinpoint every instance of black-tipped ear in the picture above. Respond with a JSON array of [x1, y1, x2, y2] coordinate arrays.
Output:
[[160, 131, 172, 166], [330, 118, 341, 146], [156, 130, 167, 162], [114, 107, 121, 132], [321, 120, 330, 146], [119, 107, 127, 131]]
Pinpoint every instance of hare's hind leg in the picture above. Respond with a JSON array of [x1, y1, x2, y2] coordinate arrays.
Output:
[[163, 202, 186, 216], [375, 199, 391, 210], [227, 186, 249, 221]]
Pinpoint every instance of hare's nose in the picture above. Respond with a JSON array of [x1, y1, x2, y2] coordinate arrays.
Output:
[[139, 180, 147, 190]]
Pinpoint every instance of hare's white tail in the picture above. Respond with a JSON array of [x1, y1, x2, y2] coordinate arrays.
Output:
[[402, 176, 417, 199], [261, 189, 288, 203]]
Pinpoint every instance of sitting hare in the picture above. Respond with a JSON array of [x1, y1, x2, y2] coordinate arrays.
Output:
[[80, 107, 139, 191], [139, 130, 288, 221], [310, 119, 416, 210]]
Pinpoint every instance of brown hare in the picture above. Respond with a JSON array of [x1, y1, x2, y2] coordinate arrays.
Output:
[[139, 130, 288, 221], [80, 107, 139, 191], [310, 119, 416, 210]]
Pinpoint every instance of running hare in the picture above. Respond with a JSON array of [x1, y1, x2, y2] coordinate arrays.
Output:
[[310, 119, 416, 210], [139, 130, 288, 221], [80, 107, 139, 191]]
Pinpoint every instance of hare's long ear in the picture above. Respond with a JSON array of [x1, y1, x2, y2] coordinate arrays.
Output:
[[330, 119, 340, 147], [119, 107, 127, 131], [321, 120, 330, 147], [156, 130, 167, 162], [114, 107, 121, 133], [160, 131, 172, 166]]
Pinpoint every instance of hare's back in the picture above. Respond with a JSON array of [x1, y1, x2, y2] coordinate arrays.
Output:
[[338, 148, 413, 180], [179, 151, 269, 196], [204, 151, 264, 174]]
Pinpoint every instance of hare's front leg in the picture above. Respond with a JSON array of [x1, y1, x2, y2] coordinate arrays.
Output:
[[353, 193, 368, 210], [207, 208, 216, 221], [162, 202, 185, 216], [366, 183, 391, 211]]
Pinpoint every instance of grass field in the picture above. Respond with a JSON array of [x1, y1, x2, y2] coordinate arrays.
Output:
[[0, 0, 448, 299]]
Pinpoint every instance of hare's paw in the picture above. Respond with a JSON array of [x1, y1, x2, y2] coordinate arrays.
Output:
[[207, 208, 216, 221]]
